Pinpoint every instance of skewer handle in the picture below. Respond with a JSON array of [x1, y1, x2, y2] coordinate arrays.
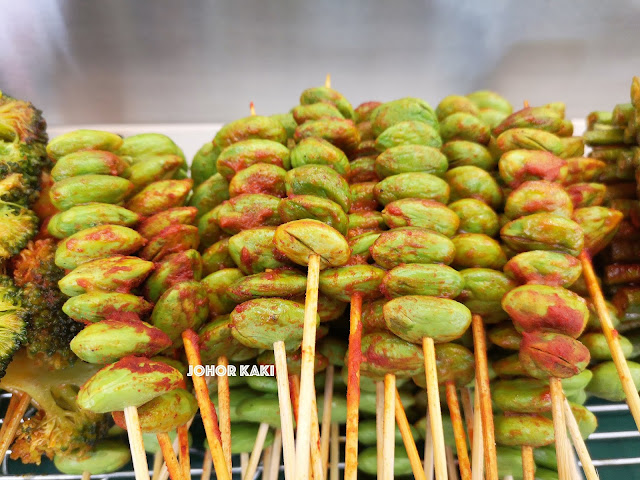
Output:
[[423, 337, 448, 480], [471, 381, 484, 480], [376, 381, 385, 480], [321, 364, 335, 477], [521, 445, 535, 480], [177, 424, 191, 480], [330, 422, 340, 480], [382, 374, 396, 480], [395, 388, 427, 480], [157, 432, 184, 480], [446, 446, 460, 480], [152, 452, 164, 480], [274, 340, 296, 480], [345, 293, 363, 480], [242, 422, 269, 480], [216, 355, 232, 477], [124, 406, 150, 480], [550, 378, 572, 480], [81, 471, 91, 480], [563, 398, 600, 480], [445, 381, 471, 480], [423, 410, 434, 480], [268, 429, 283, 480], [199, 450, 212, 480]]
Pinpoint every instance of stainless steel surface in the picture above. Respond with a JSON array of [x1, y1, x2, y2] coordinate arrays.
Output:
[[2, 0, 640, 126]]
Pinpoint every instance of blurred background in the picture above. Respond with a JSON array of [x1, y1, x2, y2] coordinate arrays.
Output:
[[2, 0, 640, 126]]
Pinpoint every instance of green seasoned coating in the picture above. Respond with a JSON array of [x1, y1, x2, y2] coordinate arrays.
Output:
[[566, 183, 606, 209], [348, 231, 380, 264], [77, 356, 184, 413], [318, 264, 385, 302], [557, 136, 585, 158], [348, 155, 379, 183], [357, 121, 375, 141], [503, 251, 582, 288], [117, 133, 184, 164], [500, 212, 584, 256], [123, 154, 184, 192], [70, 319, 171, 364], [371, 227, 455, 269], [533, 446, 557, 470], [144, 249, 202, 303], [435, 343, 474, 387], [151, 281, 209, 343], [587, 360, 640, 401], [375, 120, 442, 151], [230, 298, 314, 350], [451, 233, 506, 269], [245, 375, 278, 393], [197, 206, 223, 250], [113, 389, 197, 434], [138, 207, 198, 240], [300, 86, 355, 119], [477, 109, 509, 130], [270, 113, 297, 139], [381, 199, 459, 237], [494, 414, 555, 447], [449, 198, 499, 236], [581, 332, 633, 360], [198, 315, 257, 363], [612, 103, 634, 125], [47, 203, 141, 239], [445, 166, 503, 210], [583, 128, 625, 146], [55, 225, 144, 270], [573, 206, 623, 255], [381, 264, 463, 299], [217, 194, 282, 234], [457, 269, 517, 324], [566, 403, 597, 439], [285, 164, 351, 212], [47, 129, 124, 161], [504, 181, 573, 220], [58, 256, 154, 296], [274, 219, 350, 269], [374, 144, 448, 178], [236, 394, 282, 427], [441, 140, 496, 171], [318, 337, 348, 367], [62, 292, 153, 323], [215, 139, 290, 180], [279, 195, 348, 235], [562, 369, 593, 394], [202, 238, 236, 275], [126, 179, 192, 217], [493, 354, 527, 378], [493, 378, 551, 413], [384, 295, 472, 344], [370, 97, 438, 136], [292, 103, 344, 124], [502, 284, 589, 337], [495, 128, 564, 156], [229, 163, 287, 198], [228, 227, 291, 274], [348, 211, 386, 235], [358, 446, 412, 476], [54, 440, 131, 475], [214, 116, 288, 150], [466, 91, 513, 114], [360, 331, 425, 379], [354, 101, 382, 124], [520, 331, 590, 379], [139, 224, 199, 262], [374, 172, 449, 206], [228, 269, 307, 302], [188, 173, 230, 218], [228, 423, 275, 454], [492, 106, 571, 137], [294, 118, 360, 156], [354, 140, 378, 158], [498, 150, 568, 188], [350, 182, 378, 212], [439, 112, 491, 144], [435, 95, 480, 120], [201, 268, 245, 316], [290, 137, 350, 176], [293, 293, 348, 322], [191, 141, 220, 185], [52, 150, 129, 181], [50, 174, 135, 211], [488, 323, 522, 350]]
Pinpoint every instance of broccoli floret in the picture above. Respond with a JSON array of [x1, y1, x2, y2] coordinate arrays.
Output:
[[11, 239, 82, 368], [0, 92, 48, 146], [0, 142, 49, 202], [1, 351, 110, 464], [0, 275, 26, 379], [0, 201, 38, 260]]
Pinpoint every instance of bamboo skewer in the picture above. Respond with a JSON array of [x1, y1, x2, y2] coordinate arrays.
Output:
[[177, 424, 191, 480], [157, 432, 185, 480], [124, 406, 151, 480], [460, 387, 474, 445], [310, 387, 325, 480], [153, 452, 164, 480], [471, 382, 484, 480], [395, 389, 427, 480], [216, 355, 232, 477], [376, 381, 385, 480], [182, 330, 230, 480], [549, 378, 573, 480], [521, 445, 535, 480], [471, 314, 499, 480], [345, 293, 363, 480], [267, 429, 283, 480], [81, 471, 91, 480], [564, 398, 599, 480], [240, 453, 249, 478], [321, 364, 335, 477], [200, 449, 212, 480], [158, 419, 195, 480], [422, 337, 448, 480], [382, 373, 396, 480], [243, 422, 270, 480], [0, 392, 29, 460], [330, 423, 340, 480], [423, 410, 434, 480], [446, 446, 459, 480], [580, 251, 640, 431], [263, 445, 273, 480], [445, 382, 471, 480], [274, 340, 297, 480]]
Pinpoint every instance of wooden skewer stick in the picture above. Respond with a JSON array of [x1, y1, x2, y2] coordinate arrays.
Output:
[[460, 387, 474, 445], [243, 422, 270, 480], [267, 429, 283, 480], [158, 418, 195, 480], [325, 74, 331, 89], [345, 293, 363, 480], [321, 364, 335, 477], [521, 445, 535, 480], [0, 392, 30, 460], [423, 410, 434, 480], [152, 452, 164, 480], [240, 453, 249, 478], [549, 378, 573, 480], [310, 386, 325, 480], [376, 381, 385, 480], [330, 422, 340, 480], [471, 314, 499, 480], [295, 253, 321, 480], [395, 388, 427, 480], [124, 406, 151, 480], [563, 398, 599, 480], [81, 471, 91, 480], [422, 337, 448, 480], [382, 373, 396, 480], [446, 446, 459, 480], [182, 330, 230, 480], [263, 445, 273, 480], [200, 449, 212, 480], [249, 101, 256, 116], [177, 424, 191, 480], [445, 382, 471, 480], [157, 432, 185, 480], [580, 251, 640, 431], [274, 340, 297, 480], [216, 355, 232, 477], [471, 380, 484, 480]]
